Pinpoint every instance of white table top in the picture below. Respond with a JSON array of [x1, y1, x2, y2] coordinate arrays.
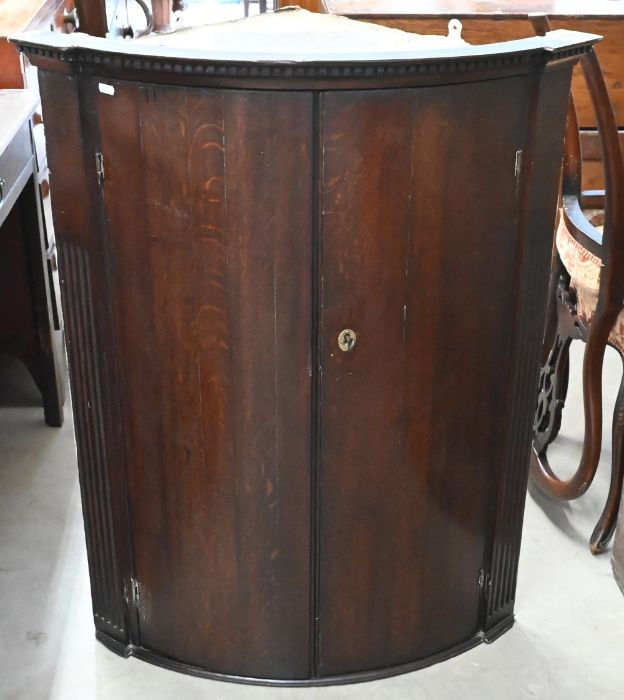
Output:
[[0, 89, 37, 155]]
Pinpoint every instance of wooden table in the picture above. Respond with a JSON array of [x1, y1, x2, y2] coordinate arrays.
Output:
[[0, 1, 71, 424], [14, 10, 595, 685], [299, 0, 624, 189], [0, 90, 64, 425]]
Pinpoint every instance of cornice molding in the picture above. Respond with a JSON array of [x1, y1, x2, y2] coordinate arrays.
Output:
[[14, 40, 591, 82]]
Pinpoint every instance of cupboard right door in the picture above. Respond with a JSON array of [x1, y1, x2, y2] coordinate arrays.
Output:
[[317, 79, 528, 677]]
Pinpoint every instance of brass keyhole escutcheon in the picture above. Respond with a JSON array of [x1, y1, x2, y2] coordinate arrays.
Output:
[[338, 329, 357, 352]]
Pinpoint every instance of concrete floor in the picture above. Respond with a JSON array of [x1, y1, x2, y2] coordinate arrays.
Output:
[[0, 341, 623, 700]]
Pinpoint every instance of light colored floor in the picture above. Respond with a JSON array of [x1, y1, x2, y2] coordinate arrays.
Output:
[[0, 341, 622, 700]]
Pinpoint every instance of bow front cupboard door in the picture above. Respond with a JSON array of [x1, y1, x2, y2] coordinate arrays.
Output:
[[317, 80, 528, 676], [92, 82, 315, 679]]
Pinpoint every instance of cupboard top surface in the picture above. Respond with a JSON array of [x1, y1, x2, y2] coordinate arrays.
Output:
[[12, 9, 597, 87], [135, 9, 467, 55]]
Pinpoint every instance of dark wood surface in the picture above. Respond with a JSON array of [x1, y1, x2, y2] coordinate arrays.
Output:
[[18, 22, 593, 684], [318, 81, 525, 673], [96, 81, 314, 678], [73, 0, 106, 36]]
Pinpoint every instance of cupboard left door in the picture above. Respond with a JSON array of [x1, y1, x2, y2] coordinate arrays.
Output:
[[93, 79, 314, 680]]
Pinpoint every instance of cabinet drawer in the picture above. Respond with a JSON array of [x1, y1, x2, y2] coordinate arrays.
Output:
[[0, 121, 31, 211]]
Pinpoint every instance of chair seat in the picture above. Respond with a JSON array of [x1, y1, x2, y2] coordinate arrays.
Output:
[[556, 215, 624, 352]]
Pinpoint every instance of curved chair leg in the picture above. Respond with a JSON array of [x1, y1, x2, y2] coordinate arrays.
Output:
[[531, 305, 615, 501], [590, 350, 624, 553]]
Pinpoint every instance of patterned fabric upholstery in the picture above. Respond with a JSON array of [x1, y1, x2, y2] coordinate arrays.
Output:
[[556, 216, 624, 352]]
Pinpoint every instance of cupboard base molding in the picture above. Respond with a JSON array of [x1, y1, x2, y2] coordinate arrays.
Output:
[[96, 626, 512, 687], [481, 615, 516, 644]]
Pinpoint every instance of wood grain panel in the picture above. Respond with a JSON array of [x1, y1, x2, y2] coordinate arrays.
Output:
[[582, 160, 606, 190], [220, 89, 313, 678], [96, 81, 313, 679], [318, 78, 527, 676], [317, 89, 418, 676], [579, 129, 624, 189], [580, 129, 624, 160]]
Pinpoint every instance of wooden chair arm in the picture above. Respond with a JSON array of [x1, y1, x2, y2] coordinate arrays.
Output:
[[582, 50, 624, 307]]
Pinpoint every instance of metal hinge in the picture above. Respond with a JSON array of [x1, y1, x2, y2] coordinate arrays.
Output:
[[478, 568, 490, 594], [130, 577, 141, 608], [514, 149, 523, 179], [95, 152, 105, 186]]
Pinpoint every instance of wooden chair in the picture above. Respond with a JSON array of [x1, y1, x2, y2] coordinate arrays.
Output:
[[530, 15, 624, 554]]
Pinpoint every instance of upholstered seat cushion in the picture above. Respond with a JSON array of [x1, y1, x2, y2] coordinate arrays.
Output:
[[556, 215, 624, 352]]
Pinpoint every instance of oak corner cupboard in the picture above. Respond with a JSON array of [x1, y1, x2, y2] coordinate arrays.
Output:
[[12, 9, 597, 686]]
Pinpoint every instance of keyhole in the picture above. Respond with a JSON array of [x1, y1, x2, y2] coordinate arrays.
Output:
[[338, 329, 357, 352]]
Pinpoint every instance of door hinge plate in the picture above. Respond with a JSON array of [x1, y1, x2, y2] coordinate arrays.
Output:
[[130, 576, 140, 608], [95, 152, 105, 186], [478, 568, 491, 594], [514, 149, 523, 179]]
